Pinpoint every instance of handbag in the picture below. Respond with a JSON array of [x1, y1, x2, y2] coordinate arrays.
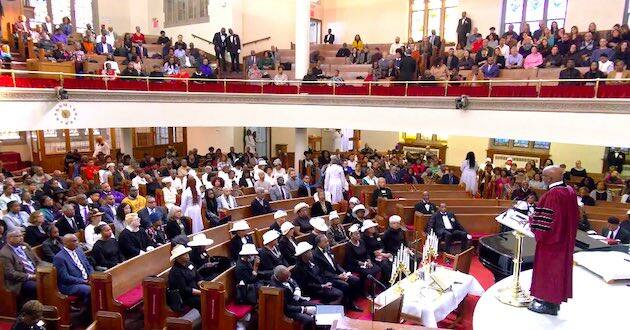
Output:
[[166, 288, 185, 312]]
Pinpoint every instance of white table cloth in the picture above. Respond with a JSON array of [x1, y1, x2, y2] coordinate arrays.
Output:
[[373, 267, 484, 327], [473, 266, 630, 330]]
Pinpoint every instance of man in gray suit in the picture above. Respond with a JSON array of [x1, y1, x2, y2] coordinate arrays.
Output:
[[270, 177, 292, 201], [0, 229, 44, 300], [245, 50, 258, 71]]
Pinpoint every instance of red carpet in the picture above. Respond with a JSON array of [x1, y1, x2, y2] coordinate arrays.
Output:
[[345, 256, 495, 329]]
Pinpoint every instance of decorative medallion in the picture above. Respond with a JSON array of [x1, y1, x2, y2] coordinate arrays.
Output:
[[53, 102, 78, 125]]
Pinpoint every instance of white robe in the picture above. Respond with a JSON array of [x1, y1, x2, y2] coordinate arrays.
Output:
[[246, 135, 257, 154], [324, 164, 348, 204], [180, 187, 204, 233], [333, 131, 344, 152]]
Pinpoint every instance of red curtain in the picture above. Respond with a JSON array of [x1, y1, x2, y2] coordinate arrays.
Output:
[[370, 85, 406, 96], [406, 86, 445, 96], [14, 77, 61, 89], [262, 85, 298, 94], [188, 82, 225, 93], [334, 85, 369, 96], [490, 85, 537, 97], [597, 84, 630, 98], [539, 85, 595, 98], [62, 78, 107, 90], [149, 81, 187, 92], [447, 86, 489, 97], [299, 84, 334, 95], [225, 82, 262, 94], [107, 79, 149, 91]]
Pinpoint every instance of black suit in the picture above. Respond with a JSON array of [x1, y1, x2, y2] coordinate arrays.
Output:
[[250, 198, 274, 216], [73, 203, 90, 227], [235, 258, 263, 285], [297, 184, 314, 197], [137, 206, 167, 229], [440, 174, 460, 185], [429, 34, 442, 50], [230, 235, 253, 261], [311, 201, 333, 217], [370, 187, 393, 207], [602, 227, 630, 244], [270, 277, 314, 327], [278, 236, 297, 265], [456, 16, 472, 47], [257, 247, 287, 280], [212, 31, 227, 70], [293, 259, 343, 303], [398, 55, 417, 81], [445, 55, 459, 70], [606, 150, 626, 173], [55, 215, 83, 237], [414, 200, 437, 216], [227, 34, 241, 72], [324, 34, 335, 44], [430, 212, 469, 252], [165, 219, 192, 240], [312, 246, 361, 304]]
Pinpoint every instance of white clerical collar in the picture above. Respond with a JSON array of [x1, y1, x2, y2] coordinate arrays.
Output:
[[549, 181, 564, 188]]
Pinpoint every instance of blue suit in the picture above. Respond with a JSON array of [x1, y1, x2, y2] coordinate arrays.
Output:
[[95, 42, 114, 55], [53, 248, 93, 302], [99, 205, 116, 223]]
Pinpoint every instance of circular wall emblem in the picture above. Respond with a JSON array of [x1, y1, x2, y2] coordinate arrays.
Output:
[[53, 102, 78, 125]]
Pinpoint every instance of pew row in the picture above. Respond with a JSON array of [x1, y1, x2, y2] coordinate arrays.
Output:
[[85, 311, 124, 330], [225, 196, 315, 221], [413, 212, 503, 248]]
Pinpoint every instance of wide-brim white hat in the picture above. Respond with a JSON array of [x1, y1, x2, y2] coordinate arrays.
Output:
[[258, 160, 268, 166], [389, 215, 401, 224], [361, 219, 378, 232], [348, 224, 360, 233], [170, 244, 192, 262], [262, 230, 280, 245], [230, 220, 250, 232], [349, 197, 360, 205], [293, 202, 309, 213], [274, 210, 288, 220], [280, 221, 295, 235], [239, 243, 258, 256], [161, 177, 173, 183], [310, 217, 329, 232], [188, 234, 215, 247], [329, 210, 340, 220], [352, 204, 367, 217], [295, 242, 313, 257], [273, 159, 282, 166]]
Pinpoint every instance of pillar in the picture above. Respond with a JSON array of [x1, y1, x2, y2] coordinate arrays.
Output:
[[295, 128, 307, 174], [294, 0, 310, 79], [119, 128, 134, 157]]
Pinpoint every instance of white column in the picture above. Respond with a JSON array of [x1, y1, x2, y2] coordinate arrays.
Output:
[[294, 128, 307, 174], [294, 0, 310, 79], [119, 128, 134, 157]]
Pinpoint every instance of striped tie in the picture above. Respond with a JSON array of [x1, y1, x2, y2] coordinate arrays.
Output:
[[69, 250, 88, 279], [15, 247, 35, 274]]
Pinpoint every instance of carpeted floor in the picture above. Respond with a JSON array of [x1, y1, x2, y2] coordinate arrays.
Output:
[[345, 256, 496, 330]]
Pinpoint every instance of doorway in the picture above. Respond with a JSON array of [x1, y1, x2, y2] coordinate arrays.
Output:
[[309, 19, 322, 43], [244, 127, 270, 158]]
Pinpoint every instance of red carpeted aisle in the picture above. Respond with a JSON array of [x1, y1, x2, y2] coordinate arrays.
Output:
[[345, 256, 495, 329]]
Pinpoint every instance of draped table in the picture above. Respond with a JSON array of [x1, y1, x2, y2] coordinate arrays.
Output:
[[373, 267, 484, 327]]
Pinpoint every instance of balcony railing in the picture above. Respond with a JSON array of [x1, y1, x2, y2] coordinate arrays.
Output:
[[1, 69, 630, 99]]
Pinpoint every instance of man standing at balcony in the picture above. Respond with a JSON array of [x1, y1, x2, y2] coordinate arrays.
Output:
[[212, 27, 228, 72], [456, 11, 472, 48], [227, 28, 241, 73]]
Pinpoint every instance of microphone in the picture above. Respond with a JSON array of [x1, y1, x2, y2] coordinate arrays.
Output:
[[367, 274, 388, 290]]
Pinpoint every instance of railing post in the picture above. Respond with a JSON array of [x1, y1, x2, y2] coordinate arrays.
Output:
[[11, 72, 16, 88], [488, 80, 492, 97], [59, 73, 64, 87], [405, 82, 408, 96], [594, 78, 600, 98], [223, 79, 227, 93], [185, 78, 189, 93], [261, 80, 264, 94], [368, 81, 372, 96], [297, 82, 301, 94], [146, 77, 150, 91], [537, 79, 542, 98], [333, 82, 336, 95], [444, 81, 448, 96]]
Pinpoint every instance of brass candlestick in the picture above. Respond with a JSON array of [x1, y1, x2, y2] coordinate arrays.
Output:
[[496, 230, 533, 307]]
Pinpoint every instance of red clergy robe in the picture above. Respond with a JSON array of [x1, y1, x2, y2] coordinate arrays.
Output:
[[529, 182, 579, 304]]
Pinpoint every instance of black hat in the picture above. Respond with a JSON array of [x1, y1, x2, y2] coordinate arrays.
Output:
[[608, 217, 620, 225], [489, 27, 496, 30]]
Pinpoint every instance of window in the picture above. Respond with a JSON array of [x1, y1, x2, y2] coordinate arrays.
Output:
[[28, 0, 96, 33], [164, 0, 210, 28], [410, 0, 459, 44], [155, 127, 170, 145], [491, 138, 551, 150], [501, 0, 568, 34], [625, 0, 630, 24]]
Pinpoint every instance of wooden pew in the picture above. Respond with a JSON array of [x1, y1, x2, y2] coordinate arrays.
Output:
[[413, 212, 502, 247], [350, 184, 416, 200], [165, 317, 194, 330], [258, 286, 300, 330], [0, 263, 18, 319], [85, 311, 124, 330], [36, 266, 76, 329], [366, 190, 470, 208], [235, 193, 267, 206], [594, 201, 630, 209], [225, 196, 315, 221], [393, 203, 507, 227]]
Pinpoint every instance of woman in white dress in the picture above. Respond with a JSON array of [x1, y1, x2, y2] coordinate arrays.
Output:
[[161, 178, 178, 211], [324, 157, 349, 204], [460, 152, 479, 196], [333, 130, 344, 152], [180, 176, 204, 233], [245, 129, 257, 154]]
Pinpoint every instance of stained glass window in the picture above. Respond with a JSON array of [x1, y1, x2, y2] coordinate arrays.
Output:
[[501, 0, 568, 33]]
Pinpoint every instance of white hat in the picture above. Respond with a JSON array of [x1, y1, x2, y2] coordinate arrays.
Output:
[[274, 210, 288, 220], [273, 158, 282, 166], [348, 224, 360, 233], [485, 158, 492, 163], [349, 197, 360, 205], [106, 163, 115, 168], [506, 157, 513, 162], [293, 202, 309, 213], [262, 230, 280, 245], [258, 160, 268, 166], [187, 234, 214, 247], [329, 211, 340, 220], [170, 244, 192, 262], [352, 204, 367, 217], [626, 209, 630, 215], [310, 217, 329, 232], [295, 242, 313, 257], [161, 177, 173, 184], [230, 220, 250, 232], [513, 201, 529, 212], [389, 215, 401, 224], [577, 200, 584, 207], [239, 243, 258, 256], [280, 221, 295, 235], [188, 169, 196, 176], [361, 219, 378, 232]]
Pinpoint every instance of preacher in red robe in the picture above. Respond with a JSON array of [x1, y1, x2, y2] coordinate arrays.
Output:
[[528, 166, 579, 315]]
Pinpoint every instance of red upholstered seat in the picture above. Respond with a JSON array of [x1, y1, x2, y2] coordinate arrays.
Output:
[[597, 84, 630, 98], [263, 84, 298, 94], [226, 303, 253, 319], [335, 85, 369, 95], [539, 85, 595, 98], [371, 85, 406, 96], [15, 77, 61, 89], [188, 82, 225, 93], [116, 284, 143, 309], [447, 86, 489, 97], [299, 84, 333, 95], [406, 86, 445, 96], [405, 224, 415, 231], [0, 320, 14, 330], [67, 295, 79, 302], [63, 78, 107, 90], [108, 79, 148, 91], [490, 85, 537, 97]]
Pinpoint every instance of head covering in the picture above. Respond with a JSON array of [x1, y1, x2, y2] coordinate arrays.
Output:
[[262, 230, 280, 245], [389, 215, 401, 224], [360, 219, 378, 232], [273, 159, 282, 166], [329, 210, 339, 220], [230, 220, 250, 232], [149, 212, 163, 224], [258, 160, 267, 166], [293, 202, 309, 213], [280, 221, 295, 235], [352, 204, 367, 217], [349, 197, 360, 205], [239, 243, 258, 256], [89, 209, 104, 218], [170, 244, 192, 262], [161, 177, 173, 184], [295, 242, 313, 257], [274, 210, 288, 220], [348, 224, 360, 233], [187, 234, 215, 247], [310, 217, 329, 232]]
